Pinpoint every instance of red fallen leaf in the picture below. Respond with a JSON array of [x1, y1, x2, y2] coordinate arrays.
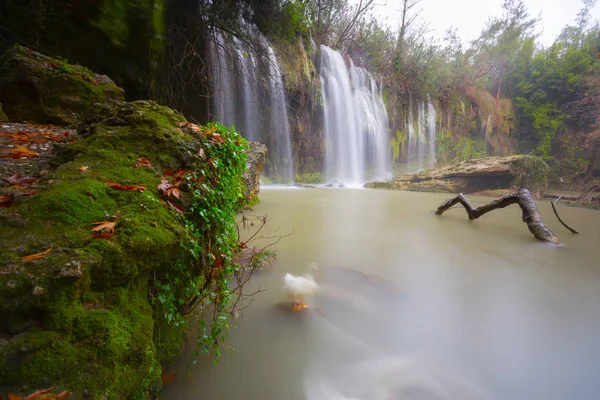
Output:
[[239, 242, 248, 249], [54, 390, 71, 400], [134, 157, 152, 168], [166, 200, 185, 214], [7, 386, 71, 400], [0, 194, 14, 207], [3, 173, 37, 187], [63, 132, 69, 137], [211, 253, 226, 268], [70, 138, 76, 143], [21, 247, 52, 262], [92, 232, 113, 239], [172, 169, 188, 180], [22, 190, 38, 196], [202, 126, 218, 136], [106, 181, 146, 192], [8, 146, 38, 159]]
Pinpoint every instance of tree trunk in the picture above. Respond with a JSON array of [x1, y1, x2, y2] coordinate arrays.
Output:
[[435, 188, 558, 243]]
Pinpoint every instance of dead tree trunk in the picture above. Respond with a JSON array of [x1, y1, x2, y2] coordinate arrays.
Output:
[[435, 188, 559, 243]]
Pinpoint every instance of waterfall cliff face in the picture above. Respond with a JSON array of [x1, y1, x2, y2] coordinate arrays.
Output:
[[208, 28, 294, 182], [319, 45, 391, 186], [406, 94, 437, 172]]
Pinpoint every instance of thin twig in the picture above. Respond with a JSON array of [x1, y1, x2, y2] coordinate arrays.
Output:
[[551, 196, 580, 234]]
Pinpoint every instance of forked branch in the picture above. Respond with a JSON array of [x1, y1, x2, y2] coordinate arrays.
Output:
[[435, 188, 559, 243]]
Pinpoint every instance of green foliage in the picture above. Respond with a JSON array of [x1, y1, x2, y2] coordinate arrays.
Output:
[[508, 8, 599, 165], [551, 133, 589, 181], [296, 172, 324, 183], [153, 122, 249, 361], [510, 155, 550, 193], [436, 130, 487, 164], [390, 129, 407, 162]]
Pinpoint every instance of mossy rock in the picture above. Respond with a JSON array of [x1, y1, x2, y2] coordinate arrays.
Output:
[[365, 155, 550, 194], [0, 99, 207, 398], [0, 45, 124, 126]]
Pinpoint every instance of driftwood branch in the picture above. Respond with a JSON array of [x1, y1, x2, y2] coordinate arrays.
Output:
[[435, 188, 559, 243], [550, 196, 579, 234]]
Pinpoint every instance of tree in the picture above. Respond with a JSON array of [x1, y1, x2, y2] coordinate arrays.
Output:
[[472, 0, 538, 100]]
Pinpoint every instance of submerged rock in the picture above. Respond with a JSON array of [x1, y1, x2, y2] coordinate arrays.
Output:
[[0, 45, 124, 126], [365, 155, 550, 194]]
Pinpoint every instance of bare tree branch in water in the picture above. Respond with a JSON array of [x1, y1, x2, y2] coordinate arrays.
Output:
[[435, 188, 559, 243], [550, 197, 579, 234]]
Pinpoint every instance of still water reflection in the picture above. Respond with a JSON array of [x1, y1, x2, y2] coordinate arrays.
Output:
[[162, 188, 600, 400]]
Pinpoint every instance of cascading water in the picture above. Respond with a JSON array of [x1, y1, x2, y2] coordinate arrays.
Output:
[[210, 30, 235, 127], [406, 96, 437, 171], [265, 43, 294, 181], [407, 95, 416, 167], [427, 100, 436, 169], [319, 45, 391, 185], [417, 102, 426, 172], [208, 28, 294, 182], [233, 37, 259, 142]]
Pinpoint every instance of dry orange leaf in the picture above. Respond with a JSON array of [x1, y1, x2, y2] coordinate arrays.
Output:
[[166, 186, 181, 199], [7, 386, 71, 400], [9, 146, 39, 159], [21, 247, 52, 262], [134, 157, 152, 168], [79, 166, 89, 172], [152, 221, 158, 228], [106, 181, 146, 192], [91, 221, 116, 234]]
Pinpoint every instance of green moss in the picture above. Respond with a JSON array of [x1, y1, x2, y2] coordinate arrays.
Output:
[[0, 331, 78, 389], [0, 102, 7, 121], [296, 172, 324, 183], [31, 180, 116, 225], [1, 51, 253, 396], [0, 45, 124, 125]]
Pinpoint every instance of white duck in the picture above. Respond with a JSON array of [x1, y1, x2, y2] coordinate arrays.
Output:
[[284, 262, 318, 311]]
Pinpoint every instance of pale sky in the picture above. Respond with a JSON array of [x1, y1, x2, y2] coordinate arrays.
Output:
[[367, 0, 600, 47]]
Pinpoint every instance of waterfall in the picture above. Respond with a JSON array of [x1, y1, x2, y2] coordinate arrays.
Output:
[[482, 114, 492, 149], [208, 28, 294, 182], [417, 102, 426, 172], [406, 96, 437, 171], [319, 45, 391, 185], [210, 31, 235, 127], [427, 100, 436, 169], [407, 95, 416, 168], [233, 37, 259, 142], [265, 43, 294, 181]]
